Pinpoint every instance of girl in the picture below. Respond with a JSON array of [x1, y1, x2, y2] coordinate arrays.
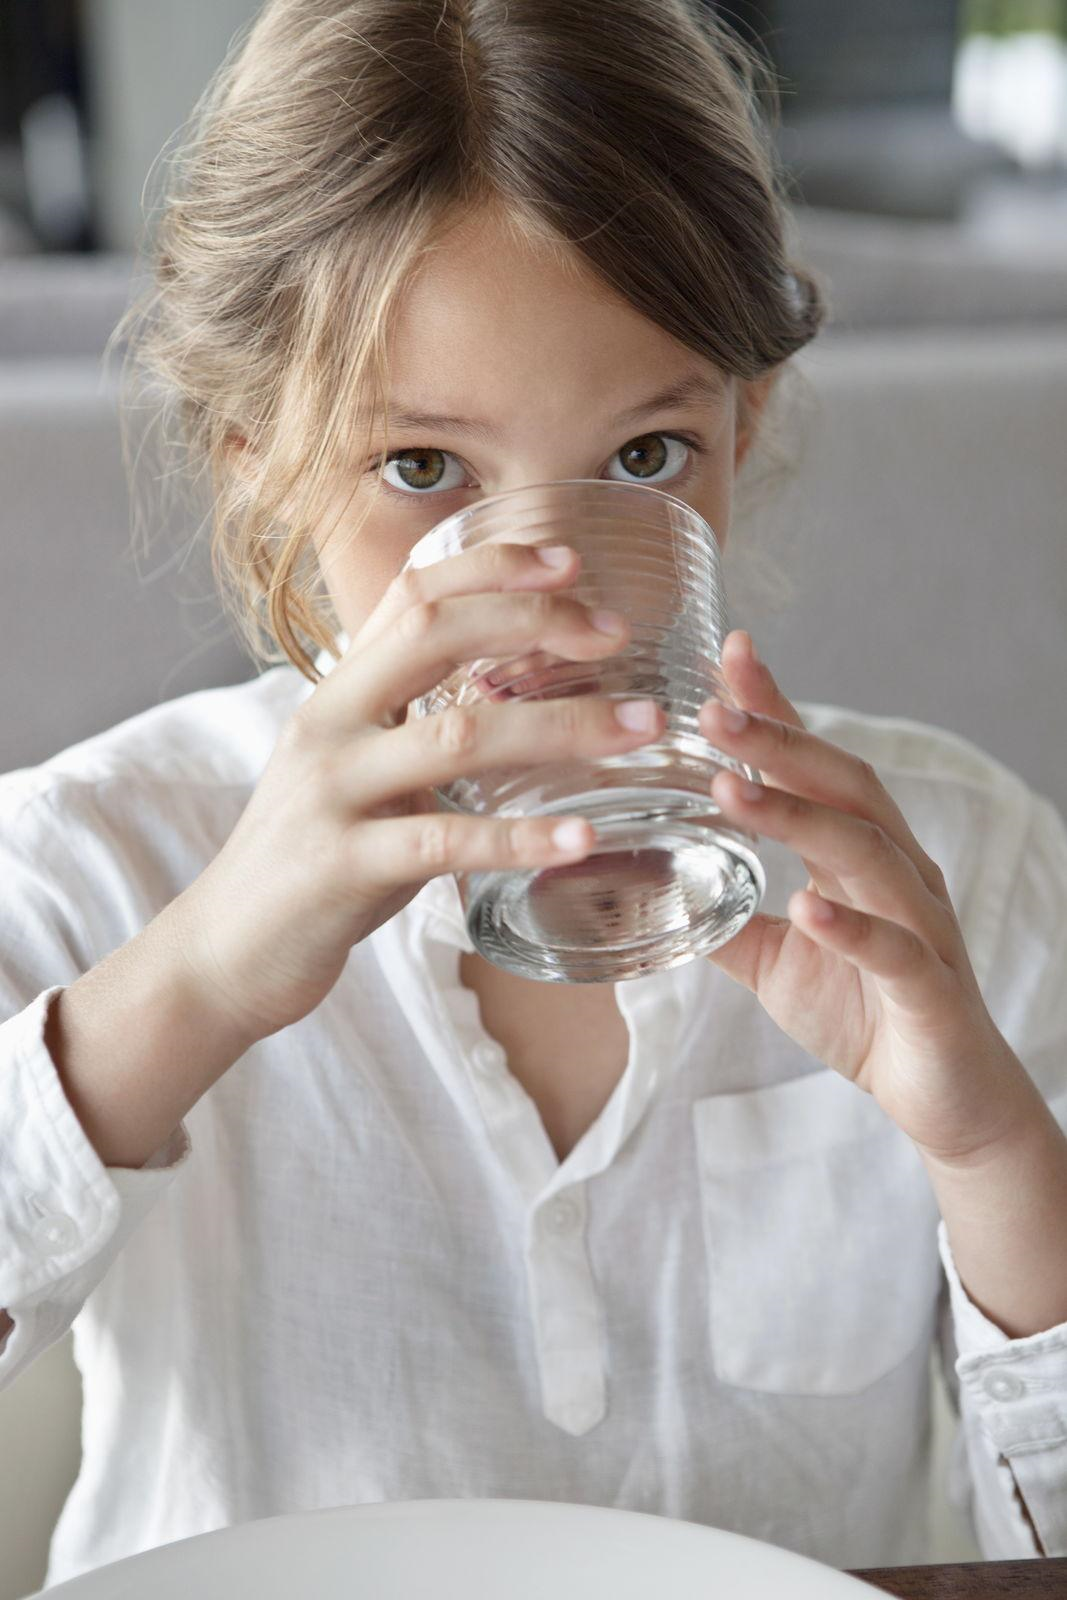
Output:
[[2, 0, 1066, 1584]]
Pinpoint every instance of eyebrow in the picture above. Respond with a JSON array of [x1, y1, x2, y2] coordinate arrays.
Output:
[[366, 371, 729, 443]]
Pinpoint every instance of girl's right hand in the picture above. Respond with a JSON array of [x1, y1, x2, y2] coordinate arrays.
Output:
[[172, 541, 665, 1041]]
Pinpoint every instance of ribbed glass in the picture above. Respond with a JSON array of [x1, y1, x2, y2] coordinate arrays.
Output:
[[404, 479, 765, 982]]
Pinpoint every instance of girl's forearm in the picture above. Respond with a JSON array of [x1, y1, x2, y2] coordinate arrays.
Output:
[[920, 1062, 1067, 1340], [44, 892, 264, 1171]]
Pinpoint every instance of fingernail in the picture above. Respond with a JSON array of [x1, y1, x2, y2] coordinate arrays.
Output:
[[615, 698, 659, 732], [536, 545, 574, 567], [590, 608, 627, 635], [552, 818, 591, 851], [719, 706, 749, 734]]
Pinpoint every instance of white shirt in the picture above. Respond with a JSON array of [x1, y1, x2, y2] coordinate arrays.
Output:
[[2, 645, 1067, 1588]]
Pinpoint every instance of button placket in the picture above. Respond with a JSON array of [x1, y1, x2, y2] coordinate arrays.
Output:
[[544, 1196, 581, 1236], [525, 1184, 606, 1436]]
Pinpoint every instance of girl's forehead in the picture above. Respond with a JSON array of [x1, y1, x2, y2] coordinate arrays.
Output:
[[388, 218, 723, 399]]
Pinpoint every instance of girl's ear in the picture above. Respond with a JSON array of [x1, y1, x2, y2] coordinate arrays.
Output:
[[223, 429, 305, 526], [224, 430, 253, 480], [734, 365, 782, 471], [224, 430, 281, 506]]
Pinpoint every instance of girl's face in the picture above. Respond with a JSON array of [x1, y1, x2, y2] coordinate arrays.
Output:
[[310, 206, 776, 640]]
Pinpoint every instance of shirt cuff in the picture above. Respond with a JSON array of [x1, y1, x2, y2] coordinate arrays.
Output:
[[939, 1217, 1067, 1556], [0, 985, 191, 1310]]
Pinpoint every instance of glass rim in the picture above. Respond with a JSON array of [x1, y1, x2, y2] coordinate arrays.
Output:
[[404, 476, 716, 568]]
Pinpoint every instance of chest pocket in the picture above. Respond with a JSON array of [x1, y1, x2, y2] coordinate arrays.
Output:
[[692, 1067, 942, 1397]]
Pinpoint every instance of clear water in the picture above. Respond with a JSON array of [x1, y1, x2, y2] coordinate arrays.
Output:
[[453, 781, 765, 984], [420, 661, 767, 983]]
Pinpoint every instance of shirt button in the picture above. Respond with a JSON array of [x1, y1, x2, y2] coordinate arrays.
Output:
[[982, 1369, 1025, 1402], [471, 1041, 505, 1076], [30, 1211, 79, 1255], [544, 1197, 581, 1236]]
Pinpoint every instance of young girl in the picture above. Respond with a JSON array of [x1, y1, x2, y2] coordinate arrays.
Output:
[[2, 0, 1066, 1585]]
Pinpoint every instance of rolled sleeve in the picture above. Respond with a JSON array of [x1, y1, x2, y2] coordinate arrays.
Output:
[[0, 772, 197, 1384], [939, 1208, 1067, 1557], [0, 986, 190, 1381], [938, 784, 1067, 1558]]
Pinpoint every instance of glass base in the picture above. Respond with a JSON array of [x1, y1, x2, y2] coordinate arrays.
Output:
[[458, 788, 765, 983]]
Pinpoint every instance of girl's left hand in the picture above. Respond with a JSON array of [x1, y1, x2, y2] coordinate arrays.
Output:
[[699, 628, 1032, 1166]]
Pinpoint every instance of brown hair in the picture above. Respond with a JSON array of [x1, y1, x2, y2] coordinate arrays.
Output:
[[112, 0, 826, 683]]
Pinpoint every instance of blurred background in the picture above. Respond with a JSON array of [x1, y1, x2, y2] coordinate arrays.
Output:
[[5, 0, 1067, 251], [2, 3, 1066, 1597]]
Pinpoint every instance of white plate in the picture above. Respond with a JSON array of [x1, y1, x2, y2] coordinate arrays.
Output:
[[38, 1498, 883, 1598]]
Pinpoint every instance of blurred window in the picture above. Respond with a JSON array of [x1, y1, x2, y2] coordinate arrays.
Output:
[[954, 0, 1067, 166]]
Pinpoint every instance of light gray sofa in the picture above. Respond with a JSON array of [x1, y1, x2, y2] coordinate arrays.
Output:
[[790, 202, 1067, 331], [2, 212, 1066, 1597]]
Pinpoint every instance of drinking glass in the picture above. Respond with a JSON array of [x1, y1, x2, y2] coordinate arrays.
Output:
[[403, 478, 765, 983]]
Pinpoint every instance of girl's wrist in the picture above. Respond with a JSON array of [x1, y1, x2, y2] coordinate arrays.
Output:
[[914, 1051, 1053, 1177], [918, 1078, 1067, 1340]]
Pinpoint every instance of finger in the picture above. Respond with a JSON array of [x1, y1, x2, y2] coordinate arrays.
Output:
[[354, 540, 581, 655], [339, 693, 666, 811], [348, 807, 601, 897], [306, 587, 631, 736], [311, 542, 584, 728], [720, 630, 808, 733], [703, 907, 797, 995], [700, 702, 951, 907], [712, 631, 844, 898], [476, 649, 561, 697], [784, 889, 959, 1023], [710, 770, 963, 966]]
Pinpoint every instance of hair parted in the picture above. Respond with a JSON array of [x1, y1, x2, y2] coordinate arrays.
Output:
[[111, 0, 827, 683]]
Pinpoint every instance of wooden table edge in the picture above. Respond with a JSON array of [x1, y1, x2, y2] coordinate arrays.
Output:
[[847, 1555, 1067, 1597]]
